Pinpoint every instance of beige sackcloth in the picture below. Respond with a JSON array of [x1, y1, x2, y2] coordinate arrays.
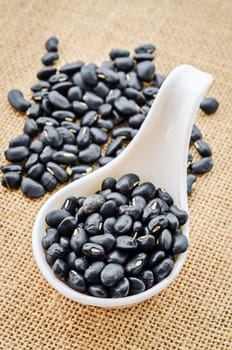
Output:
[[0, 0, 231, 349]]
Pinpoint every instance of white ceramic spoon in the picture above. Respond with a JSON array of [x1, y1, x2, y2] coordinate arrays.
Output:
[[32, 65, 213, 308]]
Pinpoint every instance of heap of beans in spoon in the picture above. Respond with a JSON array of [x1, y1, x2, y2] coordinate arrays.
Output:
[[43, 173, 188, 298], [1, 38, 219, 198]]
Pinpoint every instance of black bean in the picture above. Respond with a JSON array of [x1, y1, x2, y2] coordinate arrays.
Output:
[[100, 177, 115, 192], [191, 157, 213, 174], [116, 71, 128, 89], [83, 92, 103, 110], [116, 173, 140, 194], [49, 73, 68, 85], [37, 67, 56, 80], [45, 243, 65, 265], [81, 64, 98, 87], [61, 121, 80, 134], [200, 97, 219, 114], [41, 96, 53, 113], [42, 52, 59, 65], [96, 118, 114, 131], [78, 144, 101, 164], [70, 164, 90, 175], [110, 277, 129, 297], [111, 127, 133, 139], [156, 188, 173, 205], [48, 91, 71, 109], [153, 258, 174, 282], [125, 253, 148, 276], [45, 37, 58, 52], [84, 261, 105, 283], [105, 192, 128, 207], [154, 74, 165, 88], [135, 43, 156, 54], [136, 234, 156, 251], [191, 124, 202, 142], [119, 205, 141, 221], [83, 194, 105, 214], [90, 127, 108, 145], [42, 228, 59, 249], [105, 138, 123, 157], [40, 171, 58, 192], [85, 213, 103, 235], [169, 205, 188, 225], [116, 235, 137, 250], [93, 81, 109, 98], [114, 57, 134, 72], [5, 146, 29, 162], [158, 229, 173, 251], [52, 259, 68, 278], [100, 200, 118, 219], [132, 181, 156, 201], [40, 146, 56, 164], [80, 110, 97, 126], [36, 117, 59, 129], [105, 89, 121, 105], [66, 270, 86, 292], [100, 263, 124, 287], [148, 215, 168, 234], [45, 208, 70, 227], [1, 164, 22, 173], [27, 104, 41, 119], [82, 243, 105, 260], [107, 249, 128, 264], [97, 67, 118, 84], [57, 127, 76, 145], [134, 53, 154, 61], [27, 163, 44, 179], [31, 81, 50, 92], [194, 140, 212, 157], [7, 89, 30, 112], [60, 61, 84, 75], [67, 86, 82, 101], [148, 250, 166, 268], [127, 71, 142, 90], [9, 134, 30, 148], [59, 236, 70, 251], [133, 220, 145, 235], [46, 162, 68, 183], [52, 82, 73, 94], [89, 233, 115, 252], [23, 119, 39, 137], [70, 227, 87, 253], [66, 251, 77, 268], [72, 72, 91, 92], [132, 196, 147, 211], [57, 216, 76, 236], [166, 212, 179, 232], [101, 60, 115, 70], [129, 277, 145, 295], [109, 48, 130, 60], [41, 126, 62, 148], [141, 270, 154, 289], [187, 174, 197, 195], [114, 96, 138, 116], [52, 151, 77, 165], [143, 86, 159, 98], [73, 257, 89, 273], [136, 60, 155, 82], [124, 87, 146, 105], [172, 234, 188, 255], [187, 153, 193, 168], [76, 127, 90, 149], [88, 284, 109, 298], [31, 91, 48, 102], [98, 156, 113, 166], [52, 110, 76, 122], [1, 172, 21, 189], [61, 196, 78, 215]]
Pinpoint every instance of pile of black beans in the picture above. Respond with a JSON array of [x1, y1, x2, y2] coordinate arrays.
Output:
[[43, 173, 188, 298], [1, 38, 218, 198]]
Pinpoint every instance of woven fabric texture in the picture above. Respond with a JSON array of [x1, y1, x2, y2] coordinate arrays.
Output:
[[0, 0, 231, 349]]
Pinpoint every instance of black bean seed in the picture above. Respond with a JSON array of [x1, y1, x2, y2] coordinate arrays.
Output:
[[52, 151, 77, 165], [89, 234, 115, 252], [80, 111, 98, 126], [88, 284, 109, 298], [165, 212, 179, 232], [46, 162, 68, 183], [97, 67, 118, 84], [106, 249, 128, 264], [24, 119, 39, 137], [158, 229, 173, 251], [125, 252, 148, 276], [46, 208, 70, 227], [52, 259, 68, 278], [57, 216, 76, 236], [31, 81, 50, 92], [114, 96, 138, 116], [83, 194, 105, 214], [187, 153, 193, 168], [40, 171, 58, 192], [109, 48, 130, 60], [66, 251, 77, 268], [116, 235, 137, 250], [5, 146, 29, 162], [1, 164, 22, 173], [8, 89, 31, 112], [61, 121, 80, 134], [142, 200, 161, 223], [172, 234, 188, 255], [116, 173, 140, 194], [114, 57, 134, 72], [156, 188, 173, 205], [96, 118, 114, 131], [100, 200, 118, 219], [127, 71, 142, 90], [169, 205, 188, 225], [40, 146, 55, 164], [187, 174, 197, 195], [101, 177, 116, 191], [42, 52, 59, 66], [84, 261, 105, 283], [132, 195, 147, 210], [148, 215, 168, 234], [27, 104, 41, 119], [9, 134, 30, 148], [119, 205, 141, 220], [27, 163, 44, 179], [85, 213, 103, 235], [82, 243, 105, 260], [60, 61, 84, 75], [81, 64, 98, 87], [105, 138, 123, 157], [100, 263, 124, 287], [200, 97, 219, 114], [49, 73, 68, 85], [36, 117, 59, 129], [105, 89, 121, 105], [67, 86, 82, 101], [153, 258, 174, 282], [98, 104, 112, 118], [105, 192, 129, 206], [1, 172, 21, 189], [52, 110, 76, 122], [83, 92, 103, 110], [52, 82, 73, 94], [134, 53, 154, 61], [148, 250, 166, 268], [70, 164, 90, 175], [136, 61, 155, 82], [135, 43, 156, 54], [93, 81, 109, 98], [194, 140, 212, 157], [37, 67, 56, 80], [48, 91, 71, 109], [45, 243, 65, 265], [137, 234, 156, 251], [78, 144, 101, 164], [66, 270, 86, 292], [191, 157, 213, 174], [76, 127, 90, 149], [132, 181, 156, 201], [98, 156, 113, 166], [61, 196, 78, 215], [141, 270, 154, 289], [191, 124, 202, 142], [45, 37, 58, 52], [90, 127, 108, 145], [57, 127, 76, 145], [129, 277, 146, 295], [73, 257, 89, 273], [111, 127, 133, 139], [42, 126, 62, 148], [124, 87, 146, 105], [133, 220, 145, 235], [70, 227, 87, 253], [42, 228, 59, 249]]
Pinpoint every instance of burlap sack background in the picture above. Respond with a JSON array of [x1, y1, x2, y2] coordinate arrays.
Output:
[[0, 0, 231, 349]]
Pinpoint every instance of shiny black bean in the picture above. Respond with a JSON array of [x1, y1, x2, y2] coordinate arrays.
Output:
[[41, 97, 53, 113], [90, 127, 108, 145], [191, 157, 213, 174], [106, 249, 128, 264], [1, 164, 22, 173], [88, 284, 109, 298], [52, 110, 76, 122], [110, 277, 129, 297], [136, 234, 156, 251], [84, 261, 105, 283], [109, 48, 130, 60], [49, 73, 68, 85], [89, 233, 115, 252], [143, 86, 159, 98], [153, 258, 174, 282], [116, 235, 137, 250], [40, 146, 55, 164], [46, 208, 70, 227], [1, 172, 21, 189], [9, 134, 30, 148], [114, 96, 138, 116], [85, 213, 103, 235], [134, 53, 154, 61], [100, 263, 124, 287], [42, 228, 59, 249], [31, 91, 48, 102], [8, 89, 30, 112], [27, 163, 44, 179], [98, 156, 113, 166], [76, 127, 90, 149], [141, 270, 154, 289], [172, 234, 188, 255], [99, 200, 117, 219], [67, 86, 82, 101], [70, 164, 90, 175], [37, 67, 56, 80], [96, 118, 114, 131], [114, 57, 133, 72], [45, 242, 65, 265], [31, 81, 50, 92], [133, 220, 145, 235], [52, 82, 72, 94], [80, 110, 97, 126], [124, 87, 146, 105], [165, 212, 179, 232], [194, 140, 212, 157], [27, 104, 41, 119], [126, 71, 142, 90], [61, 146, 78, 157], [21, 177, 45, 198], [191, 124, 202, 142], [158, 229, 173, 251], [41, 126, 62, 148], [5, 146, 29, 162], [66, 251, 77, 268], [115, 173, 140, 194], [57, 127, 76, 145], [100, 177, 116, 191], [36, 117, 59, 129], [57, 216, 76, 236], [200, 97, 219, 114], [148, 215, 168, 234], [23, 119, 39, 137], [131, 196, 146, 212], [132, 181, 156, 201], [106, 192, 128, 207], [105, 138, 123, 157], [105, 89, 121, 105], [72, 72, 91, 92], [169, 205, 188, 225], [70, 227, 87, 253], [45, 37, 58, 52], [111, 127, 133, 139], [125, 253, 148, 276], [40, 171, 58, 192], [83, 91, 103, 110], [135, 43, 156, 53], [52, 259, 68, 278], [148, 250, 166, 268], [129, 277, 145, 295], [187, 174, 197, 195], [66, 270, 86, 292], [82, 243, 105, 260], [83, 194, 105, 214], [93, 81, 109, 98], [48, 91, 70, 109], [73, 256, 89, 273], [60, 61, 84, 75], [136, 60, 155, 82], [61, 121, 80, 134], [52, 151, 77, 165], [61, 196, 78, 215], [46, 162, 68, 183], [81, 63, 98, 87], [97, 67, 118, 84], [42, 52, 59, 65], [78, 144, 101, 164], [156, 188, 173, 205]]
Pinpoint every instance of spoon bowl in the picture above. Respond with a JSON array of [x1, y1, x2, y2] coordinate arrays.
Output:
[[33, 65, 213, 307]]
